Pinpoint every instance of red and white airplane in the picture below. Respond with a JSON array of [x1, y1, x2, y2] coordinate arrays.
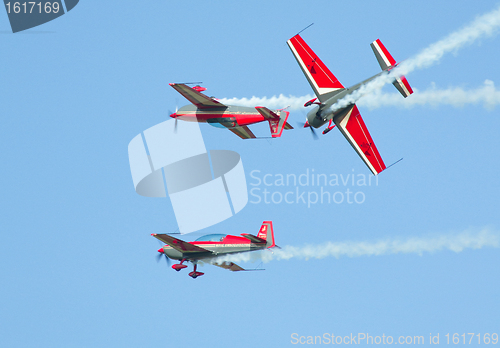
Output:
[[169, 83, 293, 139], [287, 35, 413, 175], [153, 221, 277, 278]]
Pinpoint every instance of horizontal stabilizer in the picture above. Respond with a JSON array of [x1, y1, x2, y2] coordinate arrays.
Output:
[[392, 75, 413, 98], [228, 125, 257, 139], [212, 261, 246, 272], [212, 261, 265, 272], [255, 106, 279, 120], [370, 39, 413, 98], [240, 233, 267, 244]]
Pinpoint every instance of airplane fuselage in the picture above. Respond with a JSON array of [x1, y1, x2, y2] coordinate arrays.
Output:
[[306, 71, 387, 129], [173, 104, 267, 128], [162, 238, 266, 261]]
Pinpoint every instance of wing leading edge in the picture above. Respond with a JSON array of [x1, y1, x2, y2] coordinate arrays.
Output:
[[334, 105, 386, 175], [152, 234, 211, 254], [170, 83, 227, 109]]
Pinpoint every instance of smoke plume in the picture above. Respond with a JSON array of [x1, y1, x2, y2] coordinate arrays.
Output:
[[212, 227, 499, 265], [220, 80, 500, 112], [220, 6, 500, 114], [328, 4, 500, 112]]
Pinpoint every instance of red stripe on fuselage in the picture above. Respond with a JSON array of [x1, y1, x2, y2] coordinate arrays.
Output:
[[176, 111, 266, 127], [189, 235, 255, 246]]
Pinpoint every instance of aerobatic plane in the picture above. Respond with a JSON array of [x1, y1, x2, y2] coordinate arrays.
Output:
[[153, 221, 277, 278], [287, 35, 413, 175], [169, 83, 293, 139]]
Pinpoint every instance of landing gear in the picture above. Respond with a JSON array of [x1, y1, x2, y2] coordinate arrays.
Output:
[[188, 264, 204, 279], [323, 119, 335, 134], [171, 259, 204, 278], [172, 259, 188, 272]]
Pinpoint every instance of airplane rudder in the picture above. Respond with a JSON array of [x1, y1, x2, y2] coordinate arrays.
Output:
[[258, 221, 275, 248], [269, 111, 290, 138], [257, 222, 269, 240]]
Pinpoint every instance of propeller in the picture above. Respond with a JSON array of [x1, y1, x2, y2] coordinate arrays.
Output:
[[168, 103, 179, 133], [173, 105, 178, 133], [156, 239, 171, 266], [173, 98, 179, 133], [297, 120, 319, 140], [156, 247, 171, 266]]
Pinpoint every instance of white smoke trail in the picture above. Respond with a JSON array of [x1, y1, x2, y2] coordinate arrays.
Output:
[[219, 94, 314, 111], [328, 4, 500, 112], [359, 80, 500, 110], [220, 80, 500, 111], [219, 6, 500, 117], [212, 227, 499, 265]]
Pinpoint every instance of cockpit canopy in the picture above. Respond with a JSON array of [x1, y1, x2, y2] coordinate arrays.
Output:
[[195, 234, 226, 242]]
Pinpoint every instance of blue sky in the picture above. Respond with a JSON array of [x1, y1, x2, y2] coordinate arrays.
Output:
[[1, 1, 500, 347]]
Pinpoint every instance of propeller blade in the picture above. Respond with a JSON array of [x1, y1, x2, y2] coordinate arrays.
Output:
[[297, 121, 319, 140], [173, 103, 179, 133], [156, 250, 172, 266], [156, 253, 163, 263], [309, 126, 318, 140]]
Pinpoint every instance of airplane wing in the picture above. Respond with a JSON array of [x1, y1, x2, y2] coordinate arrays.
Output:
[[212, 261, 246, 272], [152, 234, 211, 254], [227, 126, 257, 139], [287, 34, 345, 102], [170, 83, 227, 109], [333, 104, 386, 175]]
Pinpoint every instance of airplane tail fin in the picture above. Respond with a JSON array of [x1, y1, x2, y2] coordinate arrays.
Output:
[[255, 107, 293, 138], [370, 39, 413, 98], [256, 221, 276, 248]]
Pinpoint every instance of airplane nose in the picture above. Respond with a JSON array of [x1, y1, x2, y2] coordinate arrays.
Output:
[[170, 113, 177, 118], [157, 248, 164, 253], [303, 120, 310, 128]]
